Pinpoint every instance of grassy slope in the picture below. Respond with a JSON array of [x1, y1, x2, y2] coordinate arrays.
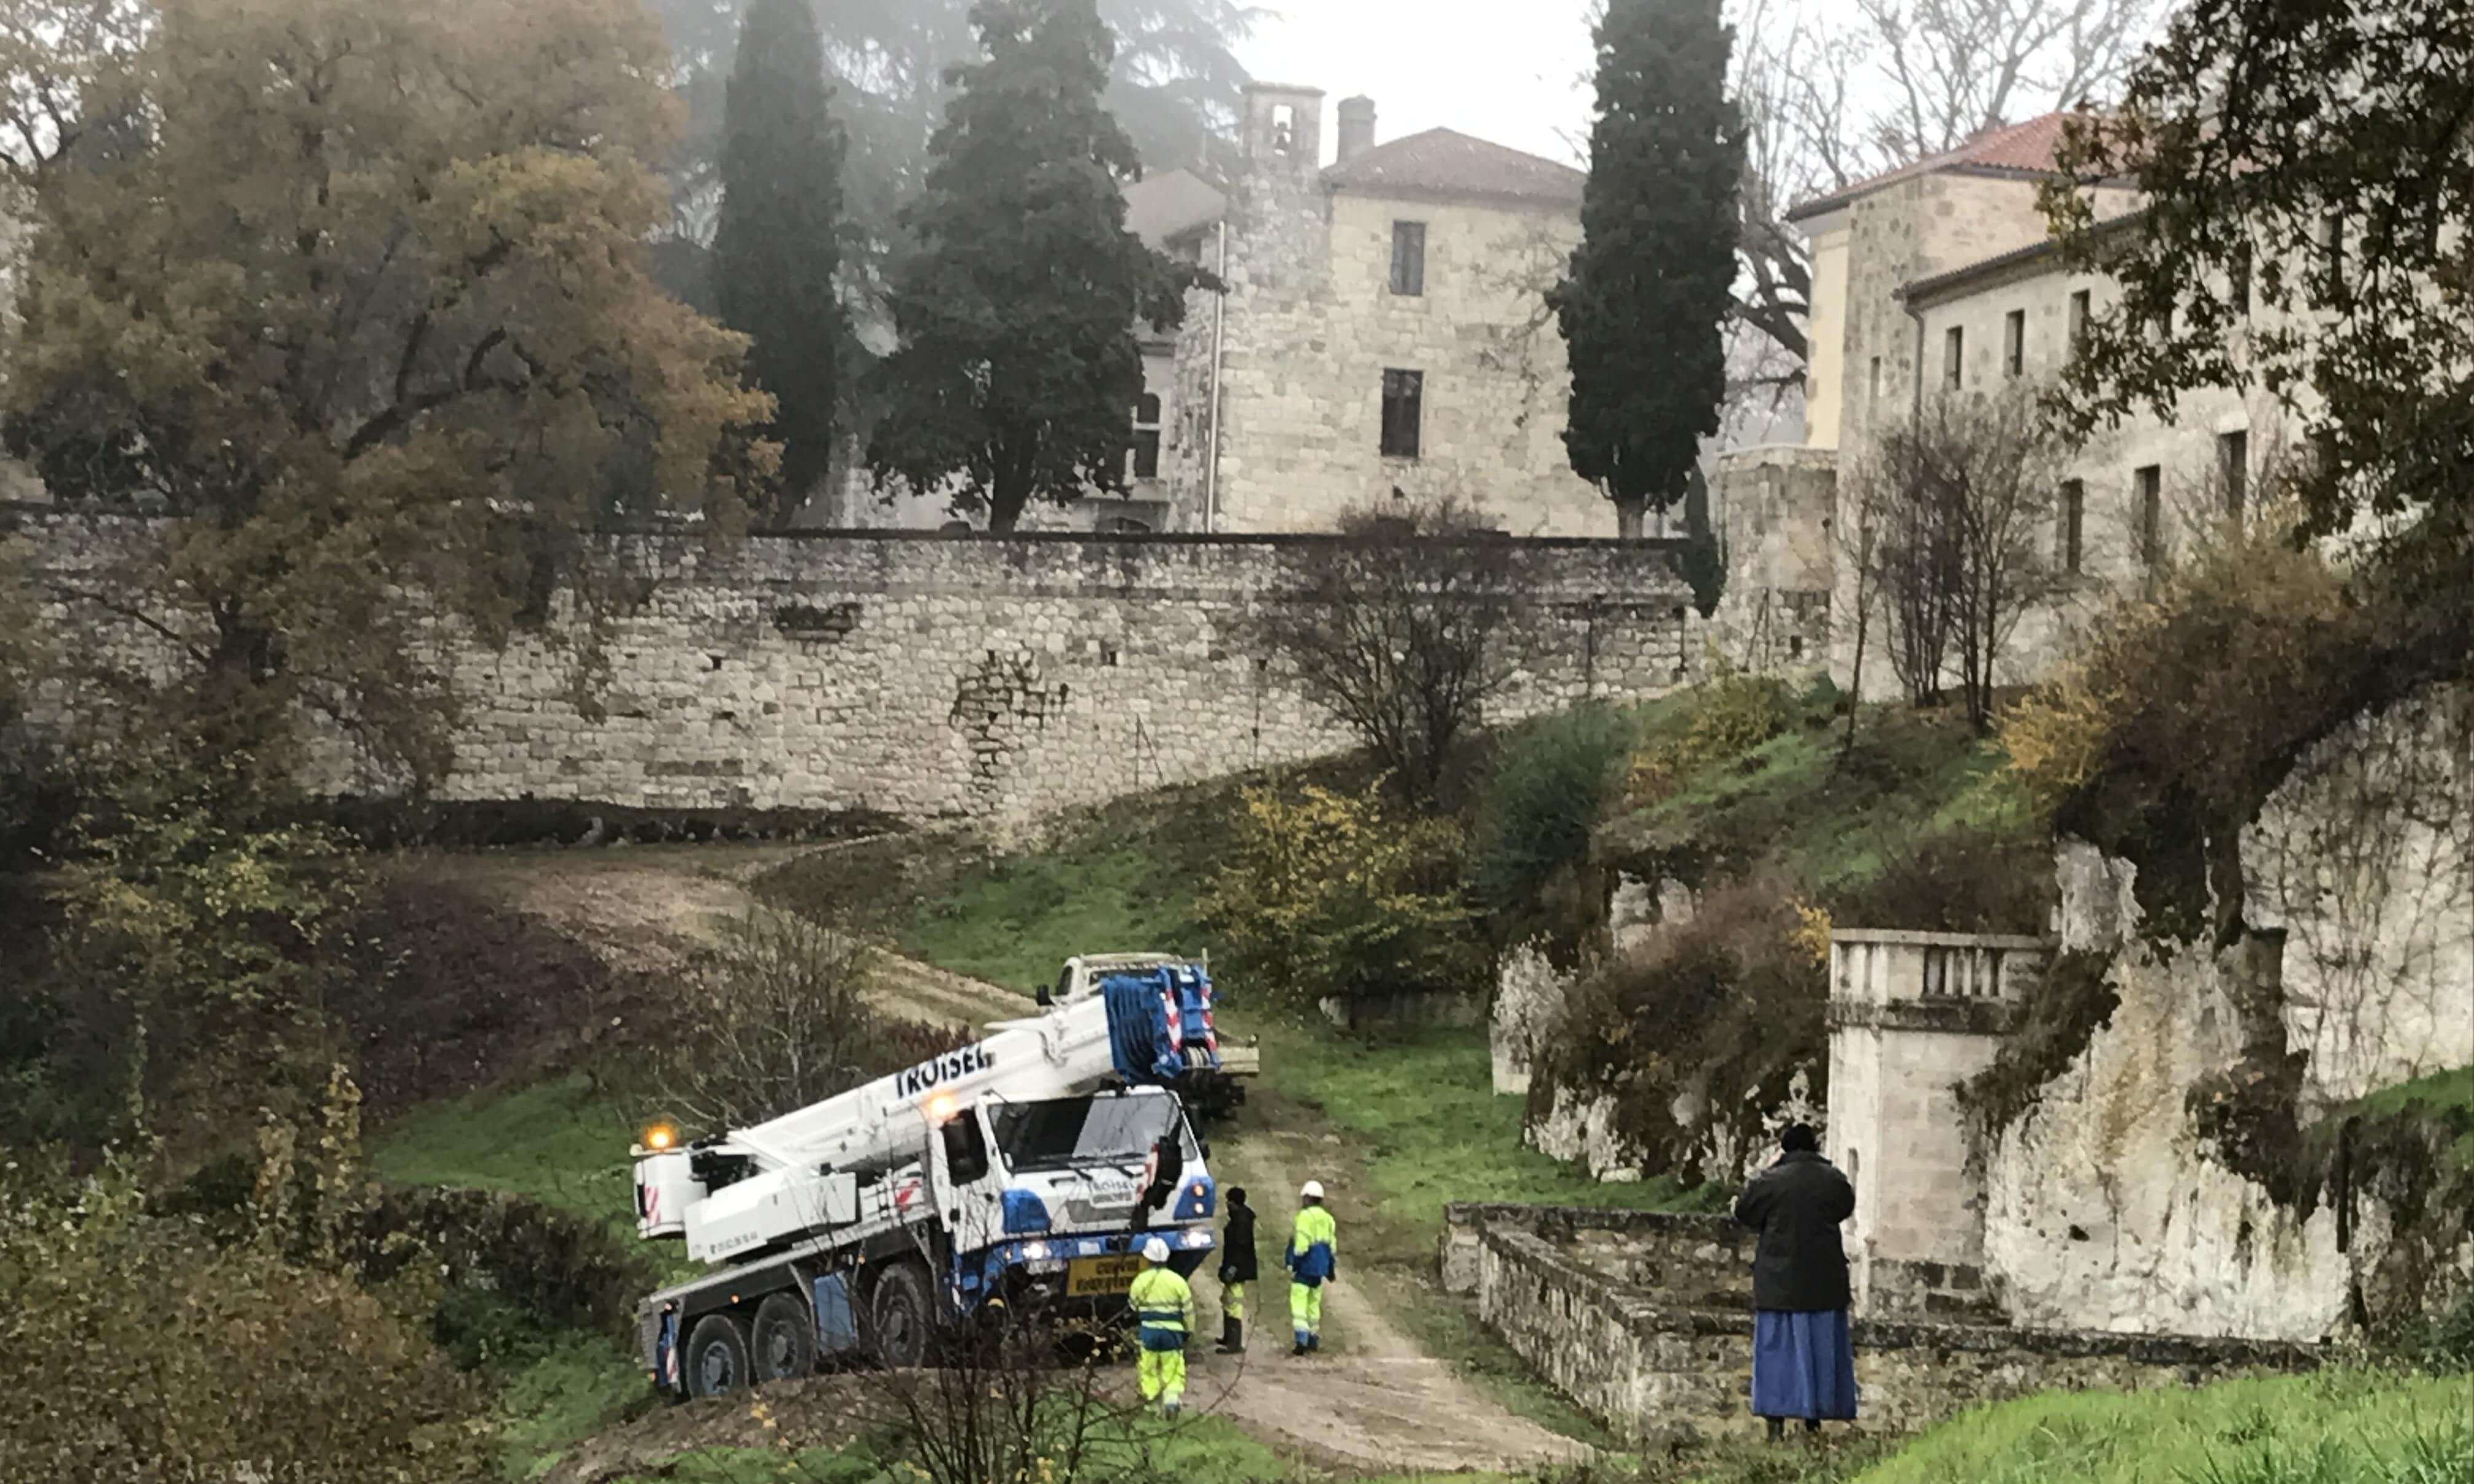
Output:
[[1849, 1370, 2473, 1484], [1604, 691, 2035, 903], [2344, 1066, 2474, 1172]]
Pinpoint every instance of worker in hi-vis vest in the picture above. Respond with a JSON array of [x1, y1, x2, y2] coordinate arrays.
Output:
[[1128, 1236, 1196, 1416], [1284, 1179, 1337, 1356]]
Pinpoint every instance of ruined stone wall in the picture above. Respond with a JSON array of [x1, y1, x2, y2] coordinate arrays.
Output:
[[1451, 1204, 2315, 1446], [1983, 687, 2474, 1339], [14, 511, 1700, 825]]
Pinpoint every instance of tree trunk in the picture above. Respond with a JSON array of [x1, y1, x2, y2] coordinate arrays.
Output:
[[1613, 495, 1649, 540]]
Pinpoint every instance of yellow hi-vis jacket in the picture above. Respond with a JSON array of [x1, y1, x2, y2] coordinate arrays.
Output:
[[1128, 1264, 1194, 1352], [1286, 1204, 1337, 1284]]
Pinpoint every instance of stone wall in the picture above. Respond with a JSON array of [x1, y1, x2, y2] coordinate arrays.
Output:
[[1449, 1204, 2318, 1446], [12, 510, 1700, 825]]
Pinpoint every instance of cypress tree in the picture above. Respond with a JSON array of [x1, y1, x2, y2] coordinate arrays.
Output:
[[865, 0, 1200, 532], [1549, 0, 1746, 539], [714, 0, 848, 524]]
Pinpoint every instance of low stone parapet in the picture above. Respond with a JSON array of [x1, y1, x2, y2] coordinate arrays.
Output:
[[1471, 1216, 2319, 1445]]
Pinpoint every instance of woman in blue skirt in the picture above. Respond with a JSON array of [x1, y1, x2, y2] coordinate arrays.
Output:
[[1731, 1122, 1857, 1440]]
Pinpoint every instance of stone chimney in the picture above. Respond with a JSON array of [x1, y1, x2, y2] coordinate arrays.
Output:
[[1336, 95, 1377, 163]]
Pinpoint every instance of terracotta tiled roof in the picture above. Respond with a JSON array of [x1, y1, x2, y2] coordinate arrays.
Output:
[[1786, 111, 2095, 222], [1123, 168, 1227, 246], [1322, 127, 1585, 207]]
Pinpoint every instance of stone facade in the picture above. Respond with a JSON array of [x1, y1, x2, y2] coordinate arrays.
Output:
[[1180, 90, 1602, 535], [1716, 112, 2295, 697], [12, 509, 1701, 825], [1444, 1203, 2317, 1446]]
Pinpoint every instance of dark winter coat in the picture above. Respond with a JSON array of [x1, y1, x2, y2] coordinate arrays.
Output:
[[1217, 1199, 1258, 1284], [1731, 1150, 1855, 1313]]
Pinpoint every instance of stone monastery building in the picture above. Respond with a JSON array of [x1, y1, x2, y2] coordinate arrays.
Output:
[[858, 84, 1613, 536], [1721, 113, 2294, 688]]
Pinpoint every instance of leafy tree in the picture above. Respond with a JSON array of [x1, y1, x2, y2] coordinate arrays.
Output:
[[1203, 780, 1478, 1011], [645, 0, 1258, 262], [0, 0, 773, 787], [2047, 0, 2474, 598], [715, 0, 848, 522], [865, 0, 1199, 532], [1551, 0, 1746, 538]]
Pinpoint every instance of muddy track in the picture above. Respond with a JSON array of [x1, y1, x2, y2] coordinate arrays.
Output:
[[1186, 1126, 1594, 1475]]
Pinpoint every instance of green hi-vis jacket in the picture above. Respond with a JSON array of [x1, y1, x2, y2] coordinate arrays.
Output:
[[1128, 1264, 1195, 1352]]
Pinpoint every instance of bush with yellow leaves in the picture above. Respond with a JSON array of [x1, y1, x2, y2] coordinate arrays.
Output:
[[1623, 659, 1791, 809], [1202, 779, 1480, 1010]]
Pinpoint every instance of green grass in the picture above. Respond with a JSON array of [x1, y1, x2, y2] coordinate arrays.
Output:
[[2343, 1066, 2474, 1171], [1840, 1369, 2474, 1484], [495, 1333, 653, 1479], [370, 1071, 639, 1223], [904, 842, 1211, 995], [1251, 1021, 1712, 1267]]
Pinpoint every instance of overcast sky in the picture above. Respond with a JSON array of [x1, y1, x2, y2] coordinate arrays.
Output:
[[1235, 1, 1604, 167]]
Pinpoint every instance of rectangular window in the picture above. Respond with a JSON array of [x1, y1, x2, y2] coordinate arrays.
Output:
[[1129, 392, 1162, 480], [2219, 429, 2248, 516], [1867, 356, 1883, 407], [2003, 309, 2026, 379], [1943, 326, 1964, 390], [2229, 239, 2253, 313], [2135, 465, 2164, 569], [2068, 290, 2092, 357], [1380, 369, 1424, 458], [2323, 211, 2346, 300], [2059, 479, 2086, 575], [1389, 221, 1427, 296]]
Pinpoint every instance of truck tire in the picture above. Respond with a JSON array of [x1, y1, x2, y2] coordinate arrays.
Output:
[[753, 1291, 817, 1383], [684, 1311, 754, 1399], [867, 1260, 937, 1368]]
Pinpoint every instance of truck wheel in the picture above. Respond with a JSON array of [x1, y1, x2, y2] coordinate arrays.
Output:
[[684, 1311, 754, 1399], [753, 1292, 817, 1383], [867, 1260, 937, 1368]]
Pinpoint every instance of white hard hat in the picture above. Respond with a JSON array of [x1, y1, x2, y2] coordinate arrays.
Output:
[[1142, 1236, 1170, 1264], [1299, 1179, 1324, 1200]]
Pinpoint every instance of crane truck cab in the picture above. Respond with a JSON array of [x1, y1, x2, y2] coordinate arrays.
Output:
[[630, 967, 1221, 1399]]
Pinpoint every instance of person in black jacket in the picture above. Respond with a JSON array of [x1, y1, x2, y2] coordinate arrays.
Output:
[[1731, 1123, 1857, 1440], [1215, 1185, 1258, 1353]]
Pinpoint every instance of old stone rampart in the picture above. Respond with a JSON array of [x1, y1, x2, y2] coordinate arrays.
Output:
[[1444, 1203, 2317, 1446], [11, 508, 1700, 825]]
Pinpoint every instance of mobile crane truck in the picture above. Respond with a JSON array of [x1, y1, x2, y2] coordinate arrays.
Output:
[[630, 962, 1225, 1398]]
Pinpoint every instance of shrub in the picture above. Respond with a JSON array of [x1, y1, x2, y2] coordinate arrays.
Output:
[[1822, 824, 2055, 936], [1202, 779, 1479, 1009], [1623, 661, 1790, 809], [1472, 704, 1636, 917], [1532, 879, 1827, 1184], [2001, 511, 2469, 941], [0, 1155, 492, 1484]]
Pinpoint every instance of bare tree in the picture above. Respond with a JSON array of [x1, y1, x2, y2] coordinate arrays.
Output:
[[646, 909, 965, 1133], [1848, 387, 2070, 731], [1726, 0, 2163, 401], [1255, 500, 1523, 806]]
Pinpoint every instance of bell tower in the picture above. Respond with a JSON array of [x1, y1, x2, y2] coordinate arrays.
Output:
[[1242, 83, 1325, 178]]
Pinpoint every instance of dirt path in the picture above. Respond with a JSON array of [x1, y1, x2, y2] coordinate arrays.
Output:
[[1185, 1125, 1594, 1474]]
